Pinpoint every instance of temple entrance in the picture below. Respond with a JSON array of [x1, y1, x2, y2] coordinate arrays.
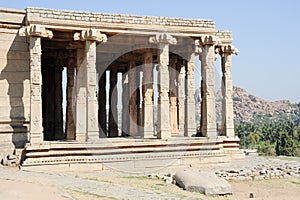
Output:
[[41, 36, 77, 141]]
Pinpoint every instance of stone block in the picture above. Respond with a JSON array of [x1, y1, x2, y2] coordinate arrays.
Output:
[[173, 170, 232, 195]]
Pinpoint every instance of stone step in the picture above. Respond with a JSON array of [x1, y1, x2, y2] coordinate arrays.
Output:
[[22, 150, 226, 167], [25, 144, 222, 158], [24, 137, 222, 150]]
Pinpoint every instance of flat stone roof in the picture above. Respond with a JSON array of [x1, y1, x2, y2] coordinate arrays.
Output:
[[26, 7, 216, 29]]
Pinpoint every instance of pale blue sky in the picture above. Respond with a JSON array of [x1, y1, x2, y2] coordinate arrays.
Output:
[[1, 0, 300, 102]]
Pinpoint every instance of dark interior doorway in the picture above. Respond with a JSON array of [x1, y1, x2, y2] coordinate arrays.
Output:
[[41, 38, 78, 141]]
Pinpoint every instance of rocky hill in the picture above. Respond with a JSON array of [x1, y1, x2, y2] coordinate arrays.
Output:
[[230, 87, 296, 122], [196, 86, 299, 123]]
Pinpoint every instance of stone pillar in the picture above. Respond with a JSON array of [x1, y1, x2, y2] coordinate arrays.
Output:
[[218, 45, 238, 138], [85, 40, 99, 141], [136, 67, 142, 136], [75, 48, 87, 142], [142, 51, 154, 138], [129, 60, 138, 136], [169, 56, 179, 136], [185, 52, 196, 137], [66, 52, 76, 140], [122, 69, 130, 136], [177, 62, 185, 136], [74, 28, 107, 141], [109, 68, 118, 137], [54, 65, 64, 140], [99, 72, 107, 137], [149, 33, 177, 139], [200, 39, 217, 138], [29, 36, 43, 143]]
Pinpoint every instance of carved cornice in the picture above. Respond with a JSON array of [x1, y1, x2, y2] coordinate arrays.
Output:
[[215, 44, 238, 55], [73, 28, 107, 43], [149, 33, 177, 45], [19, 24, 53, 39]]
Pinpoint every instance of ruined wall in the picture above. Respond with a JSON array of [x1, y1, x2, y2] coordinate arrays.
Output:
[[0, 9, 29, 159]]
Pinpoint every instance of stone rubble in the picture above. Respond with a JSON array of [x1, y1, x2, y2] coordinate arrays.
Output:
[[214, 162, 300, 180]]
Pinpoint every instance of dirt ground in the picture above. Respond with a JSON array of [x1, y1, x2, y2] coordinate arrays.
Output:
[[0, 156, 299, 200]]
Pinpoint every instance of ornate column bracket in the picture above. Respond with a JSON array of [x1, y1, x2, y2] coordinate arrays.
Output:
[[215, 44, 239, 56], [19, 24, 53, 39], [149, 33, 177, 139], [215, 44, 238, 138], [74, 28, 107, 43], [149, 33, 177, 45]]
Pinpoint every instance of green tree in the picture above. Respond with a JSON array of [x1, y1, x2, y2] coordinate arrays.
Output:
[[275, 131, 296, 156]]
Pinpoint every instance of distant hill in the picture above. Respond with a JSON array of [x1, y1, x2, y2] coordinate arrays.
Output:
[[195, 86, 300, 124], [230, 87, 299, 122]]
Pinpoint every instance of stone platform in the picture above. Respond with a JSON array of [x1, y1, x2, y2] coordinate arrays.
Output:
[[21, 137, 244, 173]]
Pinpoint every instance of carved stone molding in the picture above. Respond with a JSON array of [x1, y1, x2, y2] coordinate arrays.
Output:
[[74, 28, 107, 43], [149, 33, 177, 45]]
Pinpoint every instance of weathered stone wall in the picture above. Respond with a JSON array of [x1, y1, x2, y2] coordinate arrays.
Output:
[[0, 9, 29, 159]]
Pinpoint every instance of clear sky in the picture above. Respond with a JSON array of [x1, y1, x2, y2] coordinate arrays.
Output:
[[1, 0, 300, 102]]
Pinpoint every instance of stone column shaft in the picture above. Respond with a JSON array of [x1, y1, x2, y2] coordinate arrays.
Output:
[[177, 63, 185, 136], [66, 53, 76, 140], [99, 72, 107, 137], [201, 45, 217, 137], [122, 70, 130, 136], [157, 43, 171, 139], [129, 60, 138, 136], [185, 53, 196, 137], [29, 37, 43, 143], [86, 41, 99, 140], [221, 53, 234, 137], [54, 66, 63, 140], [169, 57, 179, 136], [142, 51, 154, 138], [109, 68, 118, 137], [75, 49, 87, 142]]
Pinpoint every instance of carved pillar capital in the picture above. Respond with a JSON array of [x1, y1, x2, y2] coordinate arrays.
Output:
[[74, 28, 107, 43], [149, 33, 177, 45], [19, 24, 53, 39], [215, 44, 239, 56]]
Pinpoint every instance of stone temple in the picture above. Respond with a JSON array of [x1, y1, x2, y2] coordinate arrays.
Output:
[[0, 7, 243, 170]]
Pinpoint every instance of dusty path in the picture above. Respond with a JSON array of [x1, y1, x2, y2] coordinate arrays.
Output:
[[0, 156, 299, 200]]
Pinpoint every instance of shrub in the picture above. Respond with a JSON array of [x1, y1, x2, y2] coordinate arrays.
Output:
[[257, 141, 276, 156]]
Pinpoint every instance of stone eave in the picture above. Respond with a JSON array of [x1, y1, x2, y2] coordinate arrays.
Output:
[[25, 7, 217, 37]]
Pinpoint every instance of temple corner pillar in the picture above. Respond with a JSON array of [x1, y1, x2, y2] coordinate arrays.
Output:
[[28, 25, 53, 143], [217, 45, 238, 138], [29, 36, 43, 143]]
